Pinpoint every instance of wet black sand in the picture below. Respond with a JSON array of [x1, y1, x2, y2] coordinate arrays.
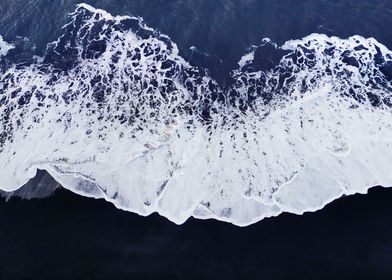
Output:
[[1, 183, 392, 279]]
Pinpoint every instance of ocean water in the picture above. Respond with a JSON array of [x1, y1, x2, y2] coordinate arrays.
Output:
[[1, 0, 392, 225], [1, 0, 392, 278], [2, 0, 392, 84]]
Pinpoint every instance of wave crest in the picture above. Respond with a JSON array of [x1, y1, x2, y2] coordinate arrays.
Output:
[[1, 4, 392, 225]]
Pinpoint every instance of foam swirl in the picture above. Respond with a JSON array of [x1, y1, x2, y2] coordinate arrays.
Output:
[[1, 4, 392, 225]]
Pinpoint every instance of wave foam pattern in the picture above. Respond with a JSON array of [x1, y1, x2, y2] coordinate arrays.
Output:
[[1, 4, 392, 225], [0, 35, 14, 57]]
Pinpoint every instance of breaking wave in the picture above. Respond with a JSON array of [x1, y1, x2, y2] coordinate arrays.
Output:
[[0, 35, 14, 57], [1, 4, 392, 226]]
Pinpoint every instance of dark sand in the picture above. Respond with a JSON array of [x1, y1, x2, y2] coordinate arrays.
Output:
[[1, 181, 391, 279]]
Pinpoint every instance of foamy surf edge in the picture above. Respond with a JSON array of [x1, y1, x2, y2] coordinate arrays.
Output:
[[1, 4, 392, 226]]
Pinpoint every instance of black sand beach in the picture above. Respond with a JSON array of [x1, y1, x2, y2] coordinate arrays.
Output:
[[1, 178, 391, 279]]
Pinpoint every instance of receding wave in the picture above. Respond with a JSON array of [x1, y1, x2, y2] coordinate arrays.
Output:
[[1, 4, 392, 226]]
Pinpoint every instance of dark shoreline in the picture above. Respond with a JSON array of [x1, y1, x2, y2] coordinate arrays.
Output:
[[1, 183, 392, 279]]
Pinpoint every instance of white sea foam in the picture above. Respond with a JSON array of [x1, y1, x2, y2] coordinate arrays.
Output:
[[1, 4, 392, 226], [0, 35, 14, 57]]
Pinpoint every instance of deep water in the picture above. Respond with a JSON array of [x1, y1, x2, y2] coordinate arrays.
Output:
[[1, 0, 392, 84]]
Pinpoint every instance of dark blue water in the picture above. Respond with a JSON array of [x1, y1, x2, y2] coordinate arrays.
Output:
[[2, 1, 392, 279], [2, 0, 392, 83]]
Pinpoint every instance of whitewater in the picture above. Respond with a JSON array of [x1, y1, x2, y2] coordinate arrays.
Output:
[[1, 4, 392, 226]]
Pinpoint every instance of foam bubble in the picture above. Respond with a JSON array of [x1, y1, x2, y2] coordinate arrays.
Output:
[[1, 4, 392, 226], [0, 36, 14, 57]]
